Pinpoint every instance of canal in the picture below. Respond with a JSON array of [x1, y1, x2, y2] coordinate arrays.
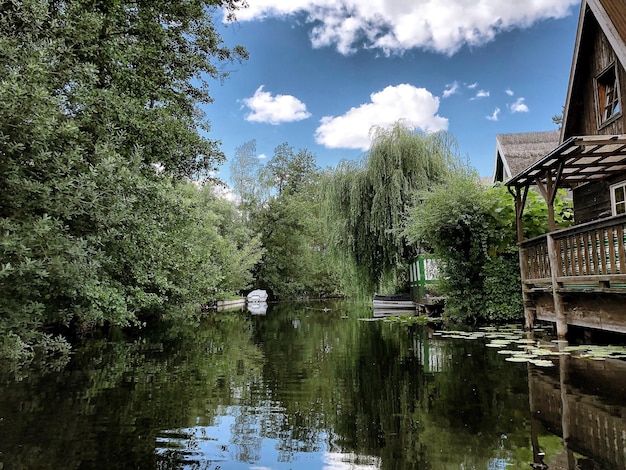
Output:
[[1, 301, 625, 469]]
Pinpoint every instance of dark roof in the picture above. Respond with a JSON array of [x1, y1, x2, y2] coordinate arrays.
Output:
[[506, 134, 626, 189], [495, 131, 561, 178]]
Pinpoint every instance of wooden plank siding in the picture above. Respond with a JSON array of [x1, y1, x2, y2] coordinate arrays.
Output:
[[564, 9, 626, 139], [597, 0, 626, 48], [572, 180, 612, 224]]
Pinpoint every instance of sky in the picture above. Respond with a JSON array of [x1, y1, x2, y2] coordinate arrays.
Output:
[[203, 0, 582, 187]]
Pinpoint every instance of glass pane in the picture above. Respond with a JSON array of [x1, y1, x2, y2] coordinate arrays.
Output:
[[615, 186, 624, 203], [617, 202, 625, 214]]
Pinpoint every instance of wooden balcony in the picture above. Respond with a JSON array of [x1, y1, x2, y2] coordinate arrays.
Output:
[[521, 214, 626, 291], [520, 215, 626, 334]]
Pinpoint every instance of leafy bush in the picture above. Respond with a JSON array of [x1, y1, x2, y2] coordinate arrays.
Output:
[[405, 175, 571, 323]]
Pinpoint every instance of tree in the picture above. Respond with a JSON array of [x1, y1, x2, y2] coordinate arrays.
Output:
[[263, 143, 318, 195], [322, 122, 460, 296], [405, 176, 573, 322], [552, 106, 565, 129], [0, 0, 250, 360], [252, 145, 343, 299], [230, 140, 269, 218]]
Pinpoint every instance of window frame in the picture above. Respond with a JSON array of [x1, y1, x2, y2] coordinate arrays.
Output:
[[610, 180, 626, 216], [595, 62, 622, 129]]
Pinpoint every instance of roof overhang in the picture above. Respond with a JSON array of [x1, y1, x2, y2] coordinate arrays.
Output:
[[506, 134, 626, 190]]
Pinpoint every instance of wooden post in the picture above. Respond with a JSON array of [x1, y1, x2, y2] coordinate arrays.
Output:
[[513, 186, 535, 329], [519, 251, 534, 330], [547, 234, 568, 337], [558, 342, 576, 468]]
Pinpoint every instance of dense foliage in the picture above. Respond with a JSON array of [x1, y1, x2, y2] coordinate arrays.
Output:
[[405, 174, 572, 322], [0, 0, 258, 360], [248, 144, 343, 299], [322, 123, 461, 296]]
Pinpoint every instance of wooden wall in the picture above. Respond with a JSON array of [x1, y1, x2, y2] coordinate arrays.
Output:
[[572, 180, 611, 223], [564, 9, 626, 139], [566, 8, 626, 224], [533, 291, 626, 333]]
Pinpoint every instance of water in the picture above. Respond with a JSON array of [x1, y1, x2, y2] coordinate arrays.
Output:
[[1, 301, 625, 469]]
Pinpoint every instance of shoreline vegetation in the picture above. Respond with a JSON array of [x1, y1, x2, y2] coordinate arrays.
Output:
[[1, 2, 573, 365]]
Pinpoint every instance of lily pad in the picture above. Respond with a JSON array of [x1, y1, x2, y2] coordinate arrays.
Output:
[[505, 356, 532, 363], [529, 359, 554, 367]]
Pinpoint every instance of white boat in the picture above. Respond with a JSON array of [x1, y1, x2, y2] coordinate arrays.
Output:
[[373, 308, 416, 318], [247, 302, 268, 315], [247, 289, 268, 303], [372, 294, 416, 309]]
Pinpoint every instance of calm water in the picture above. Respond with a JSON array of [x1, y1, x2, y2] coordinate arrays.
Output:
[[1, 301, 625, 469]]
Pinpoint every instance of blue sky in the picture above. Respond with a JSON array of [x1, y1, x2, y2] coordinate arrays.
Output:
[[204, 0, 581, 187]]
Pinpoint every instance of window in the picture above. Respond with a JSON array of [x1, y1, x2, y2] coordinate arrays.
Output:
[[610, 181, 626, 215], [596, 64, 621, 127]]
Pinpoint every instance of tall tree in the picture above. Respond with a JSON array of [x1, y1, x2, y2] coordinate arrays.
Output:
[[253, 146, 343, 299], [263, 143, 318, 195], [0, 0, 249, 359], [323, 122, 460, 295], [230, 140, 268, 217]]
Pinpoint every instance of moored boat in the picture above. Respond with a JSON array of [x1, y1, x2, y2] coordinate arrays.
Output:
[[372, 293, 416, 309]]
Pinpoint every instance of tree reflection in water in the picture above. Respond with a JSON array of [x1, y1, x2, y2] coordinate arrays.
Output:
[[0, 301, 624, 469]]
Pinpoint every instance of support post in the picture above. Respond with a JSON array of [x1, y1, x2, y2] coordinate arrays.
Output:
[[513, 186, 535, 329], [547, 234, 568, 337]]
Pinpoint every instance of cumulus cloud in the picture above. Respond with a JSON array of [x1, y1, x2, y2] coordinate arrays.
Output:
[[213, 184, 239, 203], [231, 0, 577, 55], [314, 84, 448, 150], [242, 86, 311, 125], [505, 88, 514, 96], [472, 90, 490, 100], [511, 97, 529, 112], [257, 153, 268, 159], [486, 107, 501, 121], [442, 81, 460, 98], [467, 82, 479, 89]]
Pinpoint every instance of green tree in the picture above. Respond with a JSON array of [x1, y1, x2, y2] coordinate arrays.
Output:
[[252, 145, 343, 299], [263, 143, 318, 195], [322, 122, 460, 296], [405, 176, 572, 322], [0, 0, 250, 359], [230, 140, 269, 218]]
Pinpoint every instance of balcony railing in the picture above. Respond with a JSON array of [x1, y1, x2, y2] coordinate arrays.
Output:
[[520, 214, 626, 291]]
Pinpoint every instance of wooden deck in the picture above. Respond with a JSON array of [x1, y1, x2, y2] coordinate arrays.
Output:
[[520, 214, 626, 334]]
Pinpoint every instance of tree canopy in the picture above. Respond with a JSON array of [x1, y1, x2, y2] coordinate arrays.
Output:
[[405, 175, 573, 322], [322, 123, 461, 295], [0, 0, 257, 361]]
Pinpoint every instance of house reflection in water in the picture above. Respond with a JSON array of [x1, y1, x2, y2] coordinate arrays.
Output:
[[528, 351, 626, 469]]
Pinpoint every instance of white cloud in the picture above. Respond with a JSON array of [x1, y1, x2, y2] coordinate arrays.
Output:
[[242, 85, 311, 125], [442, 81, 460, 98], [505, 88, 514, 96], [486, 107, 501, 121], [314, 84, 448, 150], [511, 97, 529, 112], [467, 82, 479, 89], [257, 153, 268, 159], [213, 183, 239, 203], [472, 90, 490, 100], [231, 0, 578, 55]]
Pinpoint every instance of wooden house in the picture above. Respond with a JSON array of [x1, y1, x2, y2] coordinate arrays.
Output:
[[506, 0, 626, 336], [492, 131, 560, 183]]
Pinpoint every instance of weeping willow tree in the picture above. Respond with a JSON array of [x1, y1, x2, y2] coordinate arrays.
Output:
[[323, 122, 461, 296]]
